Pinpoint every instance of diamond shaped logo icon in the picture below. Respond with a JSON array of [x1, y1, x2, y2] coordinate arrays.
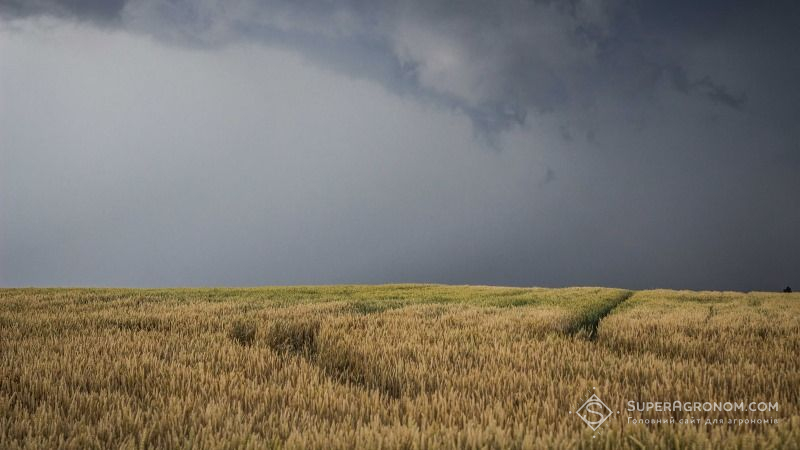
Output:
[[575, 394, 613, 430]]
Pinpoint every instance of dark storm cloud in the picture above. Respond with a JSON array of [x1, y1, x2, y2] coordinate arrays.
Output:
[[1, 0, 799, 291], [0, 0, 125, 22], [666, 66, 746, 110], [0, 0, 752, 136]]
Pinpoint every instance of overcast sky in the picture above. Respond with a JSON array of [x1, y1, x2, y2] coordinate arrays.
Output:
[[1, 1, 798, 291]]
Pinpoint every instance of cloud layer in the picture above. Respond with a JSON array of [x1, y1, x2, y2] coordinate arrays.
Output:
[[2, 0, 764, 136], [1, 1, 798, 290]]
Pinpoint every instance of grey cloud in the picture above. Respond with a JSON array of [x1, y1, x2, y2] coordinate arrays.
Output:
[[698, 78, 746, 110], [115, 0, 584, 137], [1, 1, 799, 291], [2, 0, 750, 138], [666, 66, 746, 110], [0, 0, 126, 22], [539, 167, 556, 187]]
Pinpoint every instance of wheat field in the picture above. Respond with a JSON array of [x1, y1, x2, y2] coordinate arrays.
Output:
[[1, 285, 798, 449]]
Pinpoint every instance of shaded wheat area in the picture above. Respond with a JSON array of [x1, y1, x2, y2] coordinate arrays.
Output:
[[0, 286, 798, 449]]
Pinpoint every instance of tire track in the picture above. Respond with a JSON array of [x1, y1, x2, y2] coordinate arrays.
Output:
[[573, 290, 634, 340]]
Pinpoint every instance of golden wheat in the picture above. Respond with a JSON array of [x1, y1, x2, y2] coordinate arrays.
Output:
[[0, 285, 797, 449]]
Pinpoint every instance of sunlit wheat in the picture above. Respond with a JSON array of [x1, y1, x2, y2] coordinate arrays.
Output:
[[1, 286, 797, 449]]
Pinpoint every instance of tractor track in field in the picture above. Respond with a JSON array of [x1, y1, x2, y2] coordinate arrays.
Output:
[[576, 290, 635, 340]]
